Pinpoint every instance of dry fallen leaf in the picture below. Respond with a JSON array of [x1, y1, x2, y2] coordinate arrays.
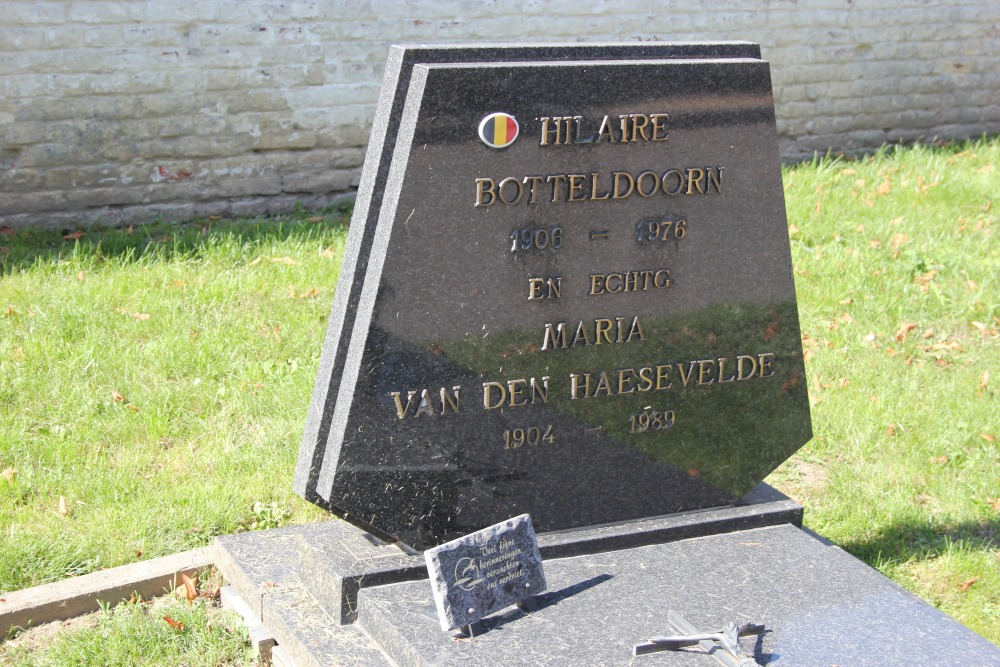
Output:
[[126, 404, 140, 412], [895, 322, 917, 342], [2, 467, 16, 484], [63, 230, 85, 240], [307, 216, 323, 223], [981, 434, 996, 443], [978, 370, 990, 397], [987, 498, 1000, 512], [887, 424, 897, 436], [163, 615, 184, 631], [958, 576, 979, 592], [891, 233, 908, 249], [112, 391, 125, 403], [788, 224, 800, 236], [930, 455, 948, 465], [132, 312, 150, 322], [876, 178, 892, 195], [180, 573, 198, 604], [322, 246, 336, 258], [839, 297, 854, 305], [58, 496, 69, 516], [248, 256, 262, 266], [272, 257, 298, 265]]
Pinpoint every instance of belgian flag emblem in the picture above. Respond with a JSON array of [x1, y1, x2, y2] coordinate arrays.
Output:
[[478, 112, 519, 149]]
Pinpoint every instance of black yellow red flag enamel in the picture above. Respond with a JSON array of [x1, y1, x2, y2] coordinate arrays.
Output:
[[478, 112, 519, 148]]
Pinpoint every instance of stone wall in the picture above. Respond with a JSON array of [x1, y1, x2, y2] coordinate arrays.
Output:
[[2, 0, 998, 228]]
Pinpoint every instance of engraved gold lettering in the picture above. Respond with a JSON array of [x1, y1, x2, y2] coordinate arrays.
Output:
[[589, 274, 605, 296], [567, 174, 587, 202], [539, 117, 557, 146], [618, 368, 636, 394], [677, 361, 697, 387], [626, 316, 645, 342], [655, 364, 673, 390], [593, 371, 612, 397], [590, 172, 610, 200], [718, 357, 736, 383], [414, 388, 436, 417], [736, 355, 758, 380], [569, 372, 590, 400], [483, 381, 506, 410], [596, 115, 616, 143], [637, 366, 654, 391], [636, 170, 658, 197], [475, 178, 496, 207], [630, 113, 650, 142], [605, 273, 622, 293], [522, 175, 545, 204], [661, 169, 684, 196], [758, 352, 775, 378], [595, 319, 613, 345], [530, 376, 550, 404], [390, 390, 417, 419], [707, 166, 723, 193], [572, 321, 591, 347], [654, 270, 671, 288], [686, 167, 706, 195], [440, 386, 461, 413], [697, 359, 716, 386], [498, 177, 524, 205], [542, 316, 644, 350], [528, 276, 561, 300], [508, 379, 527, 407], [650, 113, 669, 141], [613, 171, 634, 199], [542, 322, 567, 350], [546, 174, 567, 202]]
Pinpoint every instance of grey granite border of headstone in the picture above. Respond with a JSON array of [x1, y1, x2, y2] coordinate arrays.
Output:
[[245, 483, 801, 625]]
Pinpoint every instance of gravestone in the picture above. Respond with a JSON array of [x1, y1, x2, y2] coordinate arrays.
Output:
[[214, 43, 1000, 667], [295, 45, 811, 550]]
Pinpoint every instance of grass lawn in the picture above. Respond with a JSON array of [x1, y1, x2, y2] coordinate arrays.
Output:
[[1, 139, 997, 660]]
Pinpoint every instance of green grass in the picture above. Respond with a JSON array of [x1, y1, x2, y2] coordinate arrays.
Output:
[[0, 213, 343, 590], [1, 575, 256, 666], [0, 139, 997, 659], [768, 139, 998, 639]]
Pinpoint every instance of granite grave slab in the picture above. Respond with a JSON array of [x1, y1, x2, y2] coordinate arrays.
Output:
[[296, 53, 811, 549]]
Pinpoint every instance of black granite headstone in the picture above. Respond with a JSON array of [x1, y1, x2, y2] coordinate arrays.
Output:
[[296, 46, 811, 550], [424, 514, 545, 631], [295, 43, 764, 509]]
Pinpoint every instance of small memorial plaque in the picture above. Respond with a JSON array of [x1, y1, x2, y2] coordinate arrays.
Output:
[[424, 514, 546, 631]]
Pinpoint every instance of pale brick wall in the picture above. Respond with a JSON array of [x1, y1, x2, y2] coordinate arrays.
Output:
[[1, 0, 998, 228]]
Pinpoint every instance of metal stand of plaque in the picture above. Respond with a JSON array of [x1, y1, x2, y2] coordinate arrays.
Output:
[[214, 44, 1000, 667]]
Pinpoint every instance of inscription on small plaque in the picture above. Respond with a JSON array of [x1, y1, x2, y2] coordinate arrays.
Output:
[[424, 514, 546, 631]]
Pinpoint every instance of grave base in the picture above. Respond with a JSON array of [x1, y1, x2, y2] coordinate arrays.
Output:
[[214, 485, 999, 666]]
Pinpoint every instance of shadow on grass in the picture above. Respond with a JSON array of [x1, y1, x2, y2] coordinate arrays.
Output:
[[838, 515, 999, 567], [0, 207, 352, 275]]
